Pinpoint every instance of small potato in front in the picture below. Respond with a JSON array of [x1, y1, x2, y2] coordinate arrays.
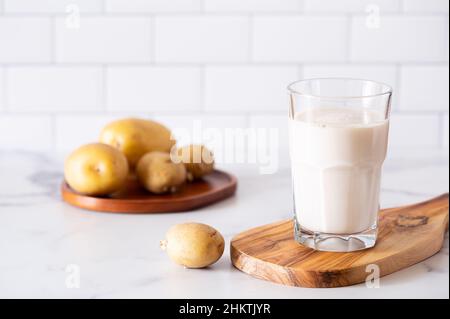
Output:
[[64, 143, 129, 196], [160, 223, 225, 268], [136, 152, 186, 194]]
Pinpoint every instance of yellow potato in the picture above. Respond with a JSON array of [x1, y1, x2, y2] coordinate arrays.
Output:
[[174, 144, 214, 181], [64, 143, 129, 196], [136, 152, 186, 194], [160, 223, 225, 268], [99, 118, 176, 168]]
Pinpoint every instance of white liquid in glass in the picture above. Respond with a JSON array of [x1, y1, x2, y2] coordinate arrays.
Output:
[[290, 107, 389, 234]]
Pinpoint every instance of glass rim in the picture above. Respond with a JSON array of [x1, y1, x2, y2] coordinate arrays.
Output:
[[287, 77, 393, 100]]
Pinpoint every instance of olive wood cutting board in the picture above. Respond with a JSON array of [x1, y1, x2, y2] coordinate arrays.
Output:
[[61, 170, 237, 214], [231, 194, 449, 288]]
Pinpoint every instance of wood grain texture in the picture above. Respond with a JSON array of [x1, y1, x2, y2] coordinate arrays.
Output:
[[231, 194, 449, 288], [61, 170, 237, 214]]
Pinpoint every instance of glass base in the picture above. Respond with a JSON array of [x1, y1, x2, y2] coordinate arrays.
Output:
[[294, 220, 377, 252]]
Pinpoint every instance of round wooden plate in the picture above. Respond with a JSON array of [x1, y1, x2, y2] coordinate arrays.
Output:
[[61, 170, 237, 214]]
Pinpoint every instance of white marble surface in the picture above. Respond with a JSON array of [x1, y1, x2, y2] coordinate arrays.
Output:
[[0, 149, 448, 299]]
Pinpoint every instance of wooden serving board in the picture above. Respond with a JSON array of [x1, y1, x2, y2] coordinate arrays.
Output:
[[231, 194, 449, 288], [61, 170, 237, 214]]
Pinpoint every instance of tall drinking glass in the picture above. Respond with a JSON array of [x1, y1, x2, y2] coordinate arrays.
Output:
[[288, 78, 392, 252]]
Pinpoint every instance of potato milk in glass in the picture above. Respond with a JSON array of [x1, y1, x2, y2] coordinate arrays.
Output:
[[288, 78, 392, 252]]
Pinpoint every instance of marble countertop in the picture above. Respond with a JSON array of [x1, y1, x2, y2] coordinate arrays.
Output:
[[0, 149, 448, 299]]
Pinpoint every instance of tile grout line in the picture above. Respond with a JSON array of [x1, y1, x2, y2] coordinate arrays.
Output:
[[1, 11, 449, 17], [1, 62, 449, 68]]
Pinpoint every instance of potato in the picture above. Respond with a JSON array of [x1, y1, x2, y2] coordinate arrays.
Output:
[[99, 118, 176, 168], [174, 144, 214, 181], [160, 223, 225, 268], [64, 143, 129, 196], [136, 152, 186, 194]]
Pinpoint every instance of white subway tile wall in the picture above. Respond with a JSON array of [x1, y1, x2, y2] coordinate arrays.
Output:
[[302, 64, 398, 90], [351, 16, 448, 62], [4, 0, 104, 13], [205, 0, 302, 12], [0, 115, 53, 150], [443, 114, 449, 148], [389, 114, 441, 148], [253, 16, 348, 62], [399, 65, 449, 111], [55, 17, 152, 63], [106, 66, 202, 111], [0, 1, 448, 154], [155, 16, 250, 63], [403, 0, 449, 13], [153, 114, 248, 162], [302, 63, 401, 109], [0, 67, 4, 109], [304, 0, 401, 13], [205, 65, 298, 111], [106, 0, 203, 13], [6, 67, 102, 111], [0, 17, 52, 63], [249, 114, 289, 152], [303, 63, 397, 86]]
